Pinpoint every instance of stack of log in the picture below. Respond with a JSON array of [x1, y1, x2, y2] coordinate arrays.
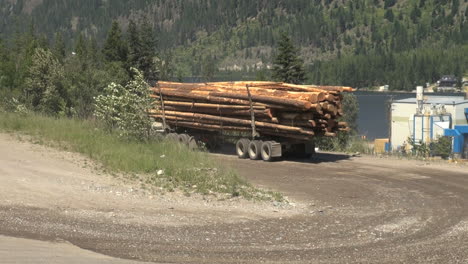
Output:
[[149, 81, 354, 141]]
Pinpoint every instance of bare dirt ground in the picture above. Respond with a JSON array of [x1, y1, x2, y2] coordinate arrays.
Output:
[[0, 133, 467, 263]]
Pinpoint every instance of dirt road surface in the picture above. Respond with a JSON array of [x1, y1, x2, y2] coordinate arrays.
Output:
[[0, 133, 467, 263]]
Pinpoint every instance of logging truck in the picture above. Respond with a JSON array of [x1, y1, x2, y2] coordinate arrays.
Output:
[[149, 81, 353, 161]]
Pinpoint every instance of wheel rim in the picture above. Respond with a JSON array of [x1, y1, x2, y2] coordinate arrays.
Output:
[[237, 142, 246, 156], [249, 143, 257, 158], [188, 137, 197, 150], [262, 143, 271, 160]]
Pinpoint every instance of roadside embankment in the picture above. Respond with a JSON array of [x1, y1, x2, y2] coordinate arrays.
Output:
[[0, 112, 281, 200]]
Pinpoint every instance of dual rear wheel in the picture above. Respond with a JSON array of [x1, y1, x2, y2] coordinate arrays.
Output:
[[165, 133, 198, 150], [236, 139, 275, 162]]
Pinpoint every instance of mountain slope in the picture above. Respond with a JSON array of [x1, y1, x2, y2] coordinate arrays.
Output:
[[1, 0, 467, 88]]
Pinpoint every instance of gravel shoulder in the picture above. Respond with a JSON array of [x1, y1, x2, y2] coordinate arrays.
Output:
[[1, 133, 467, 263], [0, 235, 153, 264]]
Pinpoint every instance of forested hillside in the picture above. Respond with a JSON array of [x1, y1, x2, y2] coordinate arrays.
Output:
[[1, 0, 467, 90]]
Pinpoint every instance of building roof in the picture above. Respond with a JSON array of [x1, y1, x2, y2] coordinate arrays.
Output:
[[394, 96, 468, 105]]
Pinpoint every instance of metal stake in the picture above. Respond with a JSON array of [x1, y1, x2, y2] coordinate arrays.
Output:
[[246, 84, 259, 139], [157, 83, 167, 131]]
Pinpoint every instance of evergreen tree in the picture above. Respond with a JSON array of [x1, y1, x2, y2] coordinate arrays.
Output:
[[24, 48, 67, 115], [53, 32, 66, 62], [138, 17, 158, 84], [102, 21, 127, 63], [384, 9, 395, 22], [271, 33, 306, 84], [75, 33, 87, 59], [88, 37, 99, 65], [384, 0, 397, 9], [0, 38, 14, 91], [201, 56, 216, 82], [127, 19, 141, 69]]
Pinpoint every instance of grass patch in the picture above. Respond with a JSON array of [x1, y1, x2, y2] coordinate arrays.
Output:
[[0, 112, 283, 201]]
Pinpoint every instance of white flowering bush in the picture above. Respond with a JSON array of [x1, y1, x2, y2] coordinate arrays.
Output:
[[94, 68, 153, 140]]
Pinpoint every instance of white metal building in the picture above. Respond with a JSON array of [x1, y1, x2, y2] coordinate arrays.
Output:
[[390, 95, 468, 150]]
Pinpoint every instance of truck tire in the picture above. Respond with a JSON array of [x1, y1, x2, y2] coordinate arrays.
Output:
[[187, 136, 198, 150], [236, 138, 250, 159], [178, 134, 190, 145], [165, 133, 178, 142], [261, 141, 274, 162], [248, 140, 262, 160]]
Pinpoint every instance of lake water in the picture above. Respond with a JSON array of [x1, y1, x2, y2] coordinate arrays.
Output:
[[355, 91, 463, 140]]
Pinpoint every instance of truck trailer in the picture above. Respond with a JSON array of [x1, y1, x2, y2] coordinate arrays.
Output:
[[149, 81, 353, 161]]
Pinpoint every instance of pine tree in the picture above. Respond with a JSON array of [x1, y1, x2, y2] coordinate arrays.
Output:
[[75, 33, 87, 59], [0, 38, 13, 90], [127, 19, 141, 69], [201, 56, 216, 82], [88, 37, 99, 65], [271, 33, 306, 84], [384, 9, 394, 22], [24, 48, 67, 115], [138, 17, 158, 84], [53, 32, 66, 62], [102, 21, 127, 63]]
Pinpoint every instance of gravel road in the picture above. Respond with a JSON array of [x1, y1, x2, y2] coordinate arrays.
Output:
[[0, 133, 467, 263]]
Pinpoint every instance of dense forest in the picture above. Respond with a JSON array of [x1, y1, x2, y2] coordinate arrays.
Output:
[[0, 0, 467, 90]]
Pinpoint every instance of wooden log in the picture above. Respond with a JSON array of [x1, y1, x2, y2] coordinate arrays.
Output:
[[166, 121, 251, 132], [153, 115, 314, 138], [150, 91, 252, 105], [156, 110, 315, 135], [324, 104, 338, 116], [151, 114, 220, 124], [207, 81, 281, 87], [315, 119, 328, 124], [150, 106, 273, 118], [319, 102, 328, 109], [278, 119, 317, 128], [198, 86, 325, 102], [162, 101, 267, 110], [156, 81, 354, 95], [209, 92, 312, 110], [338, 121, 348, 127], [151, 92, 291, 110], [157, 86, 323, 104]]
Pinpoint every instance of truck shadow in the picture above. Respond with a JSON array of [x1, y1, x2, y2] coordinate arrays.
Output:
[[288, 152, 351, 164], [209, 143, 351, 164]]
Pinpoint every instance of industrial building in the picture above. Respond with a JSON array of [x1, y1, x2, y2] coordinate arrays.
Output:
[[390, 87, 468, 157]]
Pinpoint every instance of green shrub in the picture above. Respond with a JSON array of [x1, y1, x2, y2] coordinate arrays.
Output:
[[431, 136, 452, 159], [94, 68, 153, 140]]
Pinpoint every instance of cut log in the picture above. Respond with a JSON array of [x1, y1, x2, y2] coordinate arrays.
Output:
[[155, 111, 315, 136], [150, 91, 252, 105], [162, 101, 267, 110], [167, 121, 251, 132], [278, 119, 317, 128], [149, 107, 273, 118], [209, 92, 312, 110]]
